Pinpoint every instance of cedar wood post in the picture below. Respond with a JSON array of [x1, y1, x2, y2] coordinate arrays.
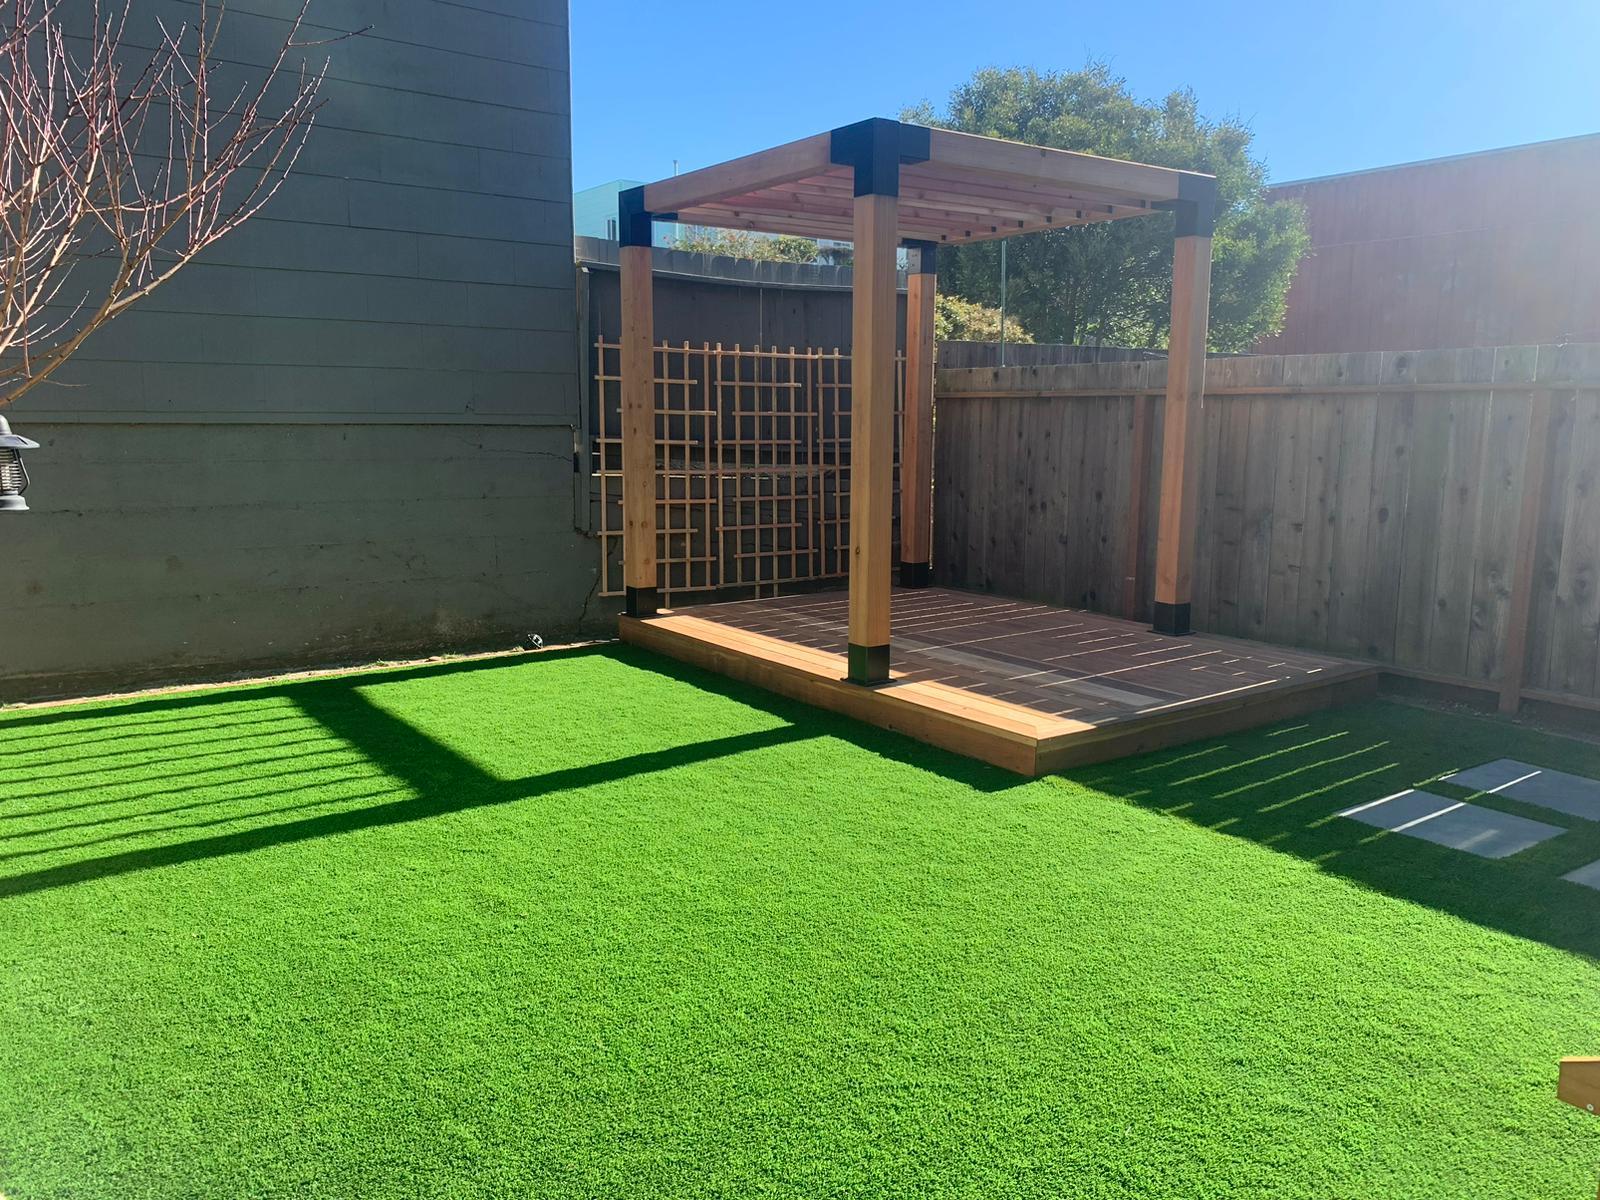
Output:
[[832, 119, 925, 683], [900, 240, 938, 588], [1557, 1056, 1600, 1200], [617, 188, 660, 617], [1151, 176, 1217, 636]]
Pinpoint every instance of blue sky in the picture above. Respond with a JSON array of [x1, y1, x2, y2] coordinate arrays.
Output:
[[570, 0, 1599, 191]]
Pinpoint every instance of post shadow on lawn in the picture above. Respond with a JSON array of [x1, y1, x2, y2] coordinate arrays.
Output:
[[0, 643, 1023, 900], [1068, 702, 1600, 963], [5, 643, 1595, 963]]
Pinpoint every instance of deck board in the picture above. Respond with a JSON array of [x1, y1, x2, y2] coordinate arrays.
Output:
[[620, 587, 1378, 775]]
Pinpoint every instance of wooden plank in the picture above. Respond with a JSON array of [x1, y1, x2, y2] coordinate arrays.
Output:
[[1326, 393, 1380, 657], [1523, 390, 1578, 693], [1559, 1057, 1600, 1115], [1187, 387, 1223, 627], [938, 381, 1600, 399], [932, 376, 965, 588], [1393, 387, 1451, 668], [1294, 387, 1345, 650], [1495, 389, 1552, 708], [1063, 392, 1094, 606], [622, 588, 1380, 778], [964, 399, 991, 590], [1024, 394, 1062, 603], [847, 191, 899, 680], [1424, 387, 1492, 677], [1152, 234, 1214, 630], [672, 206, 905, 244], [618, 245, 657, 602], [1263, 395, 1314, 646], [1049, 395, 1079, 606], [900, 268, 936, 573], [618, 614, 1049, 775], [1356, 393, 1414, 661], [1232, 396, 1280, 641], [924, 128, 1186, 202], [1034, 671, 1378, 773], [1089, 395, 1126, 614], [1548, 387, 1600, 697], [1207, 395, 1252, 634], [1000, 399, 1029, 595], [1122, 394, 1153, 618], [642, 132, 834, 215]]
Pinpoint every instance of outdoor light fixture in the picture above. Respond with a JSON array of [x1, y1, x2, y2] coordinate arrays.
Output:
[[0, 415, 40, 512]]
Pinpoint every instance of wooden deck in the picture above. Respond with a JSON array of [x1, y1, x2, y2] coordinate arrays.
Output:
[[618, 587, 1378, 775]]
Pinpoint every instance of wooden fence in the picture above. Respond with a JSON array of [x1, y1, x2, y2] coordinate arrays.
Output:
[[593, 339, 904, 602], [935, 344, 1600, 712]]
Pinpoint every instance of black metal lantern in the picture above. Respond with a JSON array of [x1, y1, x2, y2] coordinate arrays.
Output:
[[0, 415, 39, 512]]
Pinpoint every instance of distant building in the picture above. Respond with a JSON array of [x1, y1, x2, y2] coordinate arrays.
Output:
[[1256, 133, 1600, 354], [573, 179, 678, 245]]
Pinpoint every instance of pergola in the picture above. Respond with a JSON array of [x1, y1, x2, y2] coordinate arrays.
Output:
[[617, 118, 1217, 685]]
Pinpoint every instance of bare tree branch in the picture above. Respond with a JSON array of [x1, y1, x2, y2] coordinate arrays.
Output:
[[0, 0, 343, 405]]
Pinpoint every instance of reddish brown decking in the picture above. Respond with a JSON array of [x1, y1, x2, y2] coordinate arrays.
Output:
[[619, 587, 1378, 776]]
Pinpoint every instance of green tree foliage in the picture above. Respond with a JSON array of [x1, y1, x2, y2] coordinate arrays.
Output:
[[934, 293, 1034, 344], [673, 228, 822, 263], [904, 64, 1308, 351]]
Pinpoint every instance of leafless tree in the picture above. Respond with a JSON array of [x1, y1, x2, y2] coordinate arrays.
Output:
[[0, 0, 334, 408]]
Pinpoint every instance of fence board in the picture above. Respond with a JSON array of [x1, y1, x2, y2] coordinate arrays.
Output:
[[1549, 390, 1600, 696], [1465, 377, 1533, 682], [933, 344, 1600, 708], [1358, 394, 1413, 661], [1263, 395, 1313, 645], [1326, 392, 1379, 657]]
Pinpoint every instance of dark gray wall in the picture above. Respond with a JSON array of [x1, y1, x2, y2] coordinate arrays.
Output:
[[576, 236, 909, 350], [1, 0, 592, 701]]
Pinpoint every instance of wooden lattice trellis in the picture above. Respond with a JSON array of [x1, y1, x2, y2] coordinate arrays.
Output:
[[593, 340, 904, 602]]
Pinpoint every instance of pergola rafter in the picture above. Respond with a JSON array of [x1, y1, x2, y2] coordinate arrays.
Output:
[[618, 117, 1217, 684]]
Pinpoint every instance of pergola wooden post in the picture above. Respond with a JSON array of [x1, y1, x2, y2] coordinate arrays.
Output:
[[1151, 180, 1217, 636], [900, 241, 938, 590], [617, 187, 658, 617], [617, 119, 1216, 676]]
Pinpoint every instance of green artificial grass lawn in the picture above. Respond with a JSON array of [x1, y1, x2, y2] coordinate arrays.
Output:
[[2, 645, 1599, 1198]]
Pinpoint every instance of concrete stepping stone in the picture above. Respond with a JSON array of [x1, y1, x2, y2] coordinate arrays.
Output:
[[1562, 860, 1600, 891], [1442, 758, 1600, 822], [1338, 789, 1565, 859]]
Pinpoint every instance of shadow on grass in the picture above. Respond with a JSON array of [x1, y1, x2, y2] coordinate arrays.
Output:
[[26, 636, 1579, 968], [1065, 702, 1600, 961], [0, 643, 1025, 899]]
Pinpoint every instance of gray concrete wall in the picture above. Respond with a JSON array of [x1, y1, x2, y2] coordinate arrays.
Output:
[[1, 0, 593, 701]]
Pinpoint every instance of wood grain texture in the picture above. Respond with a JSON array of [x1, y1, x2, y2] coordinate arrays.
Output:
[[618, 245, 657, 591], [621, 587, 1376, 776], [900, 269, 937, 567], [1153, 235, 1214, 610], [848, 193, 899, 657], [933, 344, 1600, 708]]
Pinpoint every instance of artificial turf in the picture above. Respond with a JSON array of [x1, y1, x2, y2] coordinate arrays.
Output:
[[1, 643, 1598, 1198]]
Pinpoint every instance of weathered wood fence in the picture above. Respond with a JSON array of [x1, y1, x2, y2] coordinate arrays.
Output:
[[935, 344, 1600, 712]]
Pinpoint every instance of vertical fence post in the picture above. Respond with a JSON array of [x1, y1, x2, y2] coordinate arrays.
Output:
[[1499, 390, 1556, 713]]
